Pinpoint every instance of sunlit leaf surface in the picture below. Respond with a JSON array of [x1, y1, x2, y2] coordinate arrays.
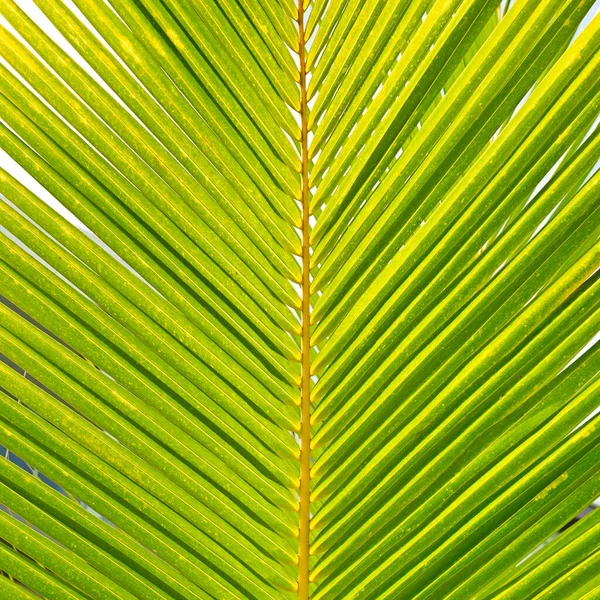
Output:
[[0, 0, 599, 598]]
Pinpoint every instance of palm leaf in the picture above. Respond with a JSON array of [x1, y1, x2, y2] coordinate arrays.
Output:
[[0, 0, 599, 598]]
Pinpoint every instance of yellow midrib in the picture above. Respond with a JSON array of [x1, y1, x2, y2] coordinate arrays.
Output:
[[297, 0, 311, 596]]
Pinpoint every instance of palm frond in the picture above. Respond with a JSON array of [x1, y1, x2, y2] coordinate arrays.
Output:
[[0, 0, 599, 598]]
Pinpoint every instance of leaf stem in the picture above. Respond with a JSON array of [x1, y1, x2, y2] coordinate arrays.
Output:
[[297, 0, 311, 596]]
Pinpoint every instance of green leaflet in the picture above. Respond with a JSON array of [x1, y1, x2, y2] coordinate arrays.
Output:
[[0, 455, 213, 599]]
